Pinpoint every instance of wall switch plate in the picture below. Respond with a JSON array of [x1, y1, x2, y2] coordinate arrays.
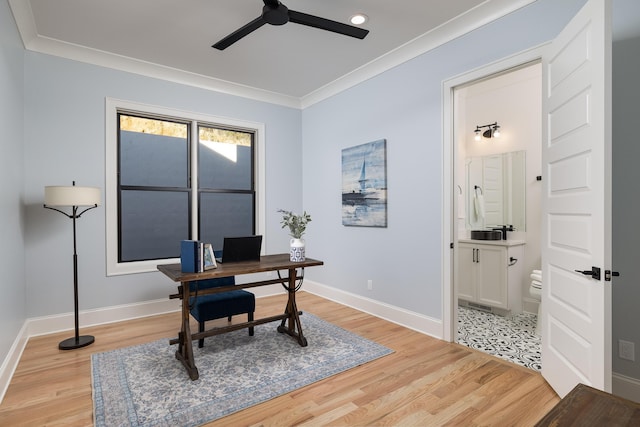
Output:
[[367, 279, 373, 290], [619, 339, 635, 361]]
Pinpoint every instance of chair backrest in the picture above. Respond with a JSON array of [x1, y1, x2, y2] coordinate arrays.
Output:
[[189, 276, 235, 291]]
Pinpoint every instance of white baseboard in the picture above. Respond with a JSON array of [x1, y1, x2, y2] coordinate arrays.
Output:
[[1, 281, 437, 405], [522, 297, 540, 315], [613, 372, 640, 403], [5, 284, 638, 408], [26, 298, 181, 337], [303, 280, 443, 339], [0, 286, 287, 404], [1, 298, 183, 404], [0, 322, 29, 406], [26, 285, 286, 338]]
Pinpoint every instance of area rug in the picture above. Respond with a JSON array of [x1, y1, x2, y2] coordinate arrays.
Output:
[[91, 313, 393, 426]]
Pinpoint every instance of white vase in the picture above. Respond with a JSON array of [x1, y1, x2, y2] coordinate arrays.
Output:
[[290, 238, 306, 262]]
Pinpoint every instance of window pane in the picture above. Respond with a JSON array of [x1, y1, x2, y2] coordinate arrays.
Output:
[[120, 115, 188, 188], [198, 126, 253, 190], [199, 192, 254, 250], [120, 190, 189, 262]]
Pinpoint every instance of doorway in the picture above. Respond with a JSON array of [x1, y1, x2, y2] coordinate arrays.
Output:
[[442, 0, 614, 398], [441, 46, 547, 359], [453, 61, 543, 370]]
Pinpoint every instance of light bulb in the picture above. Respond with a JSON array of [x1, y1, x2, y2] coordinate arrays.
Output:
[[350, 14, 368, 25]]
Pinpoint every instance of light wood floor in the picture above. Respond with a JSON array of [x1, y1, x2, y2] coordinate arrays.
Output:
[[0, 292, 559, 426]]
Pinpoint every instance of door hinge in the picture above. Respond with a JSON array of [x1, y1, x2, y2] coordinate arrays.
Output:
[[605, 270, 620, 281], [575, 266, 601, 280]]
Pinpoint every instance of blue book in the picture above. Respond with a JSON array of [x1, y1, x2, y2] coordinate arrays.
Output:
[[180, 240, 199, 273]]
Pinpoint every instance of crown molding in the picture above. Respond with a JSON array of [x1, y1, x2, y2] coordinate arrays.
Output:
[[9, 0, 535, 110], [300, 0, 535, 108], [8, 0, 301, 109]]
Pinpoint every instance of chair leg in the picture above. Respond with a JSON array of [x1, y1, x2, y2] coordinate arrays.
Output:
[[248, 312, 254, 336], [198, 321, 205, 348], [227, 315, 232, 322]]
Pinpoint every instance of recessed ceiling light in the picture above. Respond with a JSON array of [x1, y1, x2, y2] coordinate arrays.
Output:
[[350, 14, 368, 25]]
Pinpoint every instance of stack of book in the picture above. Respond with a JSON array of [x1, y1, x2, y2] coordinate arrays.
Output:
[[180, 240, 217, 273]]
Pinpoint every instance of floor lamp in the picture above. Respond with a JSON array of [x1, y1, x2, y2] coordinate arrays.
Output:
[[44, 182, 101, 350]]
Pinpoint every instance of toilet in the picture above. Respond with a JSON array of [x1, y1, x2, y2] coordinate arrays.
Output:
[[530, 269, 542, 336]]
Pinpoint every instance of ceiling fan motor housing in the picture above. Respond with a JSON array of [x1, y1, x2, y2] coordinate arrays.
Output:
[[212, 0, 368, 50], [263, 3, 289, 25]]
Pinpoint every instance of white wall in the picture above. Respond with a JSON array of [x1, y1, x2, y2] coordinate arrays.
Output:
[[0, 0, 27, 374]]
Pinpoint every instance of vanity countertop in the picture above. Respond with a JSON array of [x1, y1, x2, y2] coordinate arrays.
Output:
[[458, 238, 526, 247]]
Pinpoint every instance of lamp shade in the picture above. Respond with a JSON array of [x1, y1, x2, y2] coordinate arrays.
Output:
[[44, 186, 101, 207]]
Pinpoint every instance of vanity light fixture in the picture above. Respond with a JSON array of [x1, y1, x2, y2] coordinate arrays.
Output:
[[350, 13, 368, 25], [474, 122, 501, 140]]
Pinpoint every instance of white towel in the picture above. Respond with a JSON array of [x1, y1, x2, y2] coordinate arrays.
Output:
[[532, 269, 542, 276], [530, 273, 542, 281], [531, 280, 542, 289], [474, 194, 485, 220]]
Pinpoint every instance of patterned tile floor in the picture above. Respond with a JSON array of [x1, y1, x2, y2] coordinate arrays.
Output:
[[457, 305, 541, 371]]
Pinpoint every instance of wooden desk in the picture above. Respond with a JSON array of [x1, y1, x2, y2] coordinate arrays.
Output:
[[535, 383, 640, 426], [157, 254, 323, 380]]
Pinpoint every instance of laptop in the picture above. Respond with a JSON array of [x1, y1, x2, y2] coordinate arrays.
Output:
[[216, 235, 262, 263]]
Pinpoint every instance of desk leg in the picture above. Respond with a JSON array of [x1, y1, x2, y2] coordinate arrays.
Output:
[[277, 268, 308, 346], [175, 281, 199, 380]]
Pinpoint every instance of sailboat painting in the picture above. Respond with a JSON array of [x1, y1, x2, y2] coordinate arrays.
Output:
[[341, 139, 387, 227]]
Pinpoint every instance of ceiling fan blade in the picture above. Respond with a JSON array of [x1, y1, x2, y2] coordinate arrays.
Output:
[[212, 16, 267, 50], [288, 10, 369, 39]]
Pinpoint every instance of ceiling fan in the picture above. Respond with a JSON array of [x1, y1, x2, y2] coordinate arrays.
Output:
[[213, 0, 369, 50]]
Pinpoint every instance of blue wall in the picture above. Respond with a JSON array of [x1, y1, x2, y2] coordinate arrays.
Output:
[[0, 0, 26, 368], [20, 0, 588, 320], [5, 0, 640, 393], [22, 53, 302, 316], [301, 0, 587, 317]]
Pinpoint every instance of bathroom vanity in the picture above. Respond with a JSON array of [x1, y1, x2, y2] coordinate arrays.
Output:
[[458, 239, 525, 313]]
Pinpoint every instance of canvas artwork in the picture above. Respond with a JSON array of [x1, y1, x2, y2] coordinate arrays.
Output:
[[341, 139, 387, 227]]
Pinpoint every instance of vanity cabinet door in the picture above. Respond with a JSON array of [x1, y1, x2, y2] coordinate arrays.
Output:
[[475, 245, 508, 309], [458, 242, 509, 310], [458, 244, 476, 301]]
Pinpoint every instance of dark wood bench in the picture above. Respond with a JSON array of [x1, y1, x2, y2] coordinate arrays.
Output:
[[535, 383, 640, 426]]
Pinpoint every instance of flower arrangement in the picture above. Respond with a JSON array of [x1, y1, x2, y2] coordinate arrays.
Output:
[[278, 209, 312, 239]]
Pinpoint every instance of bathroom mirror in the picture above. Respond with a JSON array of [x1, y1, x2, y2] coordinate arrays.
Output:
[[465, 150, 526, 231]]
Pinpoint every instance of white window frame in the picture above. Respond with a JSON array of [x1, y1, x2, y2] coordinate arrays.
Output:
[[105, 97, 266, 276]]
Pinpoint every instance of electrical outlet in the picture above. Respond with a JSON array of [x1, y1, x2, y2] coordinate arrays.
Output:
[[619, 339, 635, 361], [367, 279, 373, 290]]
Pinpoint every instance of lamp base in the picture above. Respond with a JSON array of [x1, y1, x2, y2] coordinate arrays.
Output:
[[59, 335, 95, 350]]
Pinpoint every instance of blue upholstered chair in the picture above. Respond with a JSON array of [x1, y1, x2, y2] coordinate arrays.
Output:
[[189, 276, 255, 348]]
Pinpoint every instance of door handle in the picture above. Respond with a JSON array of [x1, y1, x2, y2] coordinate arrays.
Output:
[[575, 266, 601, 280]]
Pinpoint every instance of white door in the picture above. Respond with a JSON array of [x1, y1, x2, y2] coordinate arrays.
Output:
[[541, 0, 612, 397]]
